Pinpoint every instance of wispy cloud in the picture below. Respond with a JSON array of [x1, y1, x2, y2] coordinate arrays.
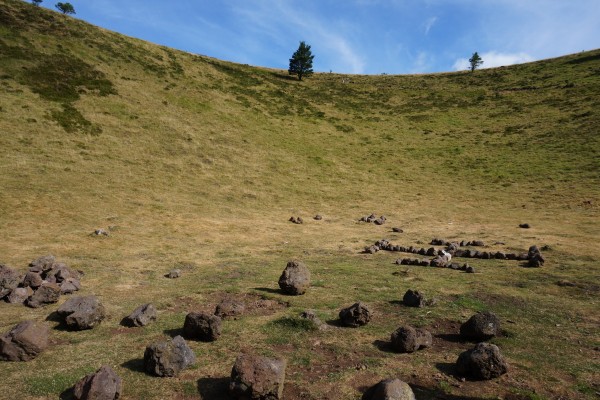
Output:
[[452, 51, 534, 71], [423, 17, 438, 35]]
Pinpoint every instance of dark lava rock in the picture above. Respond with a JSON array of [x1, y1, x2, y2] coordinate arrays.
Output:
[[0, 320, 49, 361], [527, 245, 545, 267], [390, 325, 432, 353], [314, 214, 323, 220], [73, 365, 122, 400], [183, 312, 222, 341], [519, 223, 531, 229], [230, 354, 286, 399], [362, 378, 416, 400], [0, 264, 21, 299], [460, 311, 500, 341], [278, 260, 311, 295], [339, 302, 373, 327], [465, 265, 475, 273], [471, 240, 485, 247], [26, 282, 61, 308], [392, 227, 404, 233], [57, 295, 106, 330], [402, 289, 425, 308], [144, 335, 195, 377], [456, 342, 508, 380], [123, 303, 157, 327]]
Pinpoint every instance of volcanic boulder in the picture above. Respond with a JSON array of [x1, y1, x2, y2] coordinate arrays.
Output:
[[0, 320, 49, 361], [73, 365, 122, 400], [460, 311, 501, 341], [278, 260, 311, 295], [57, 295, 106, 330], [362, 378, 416, 400], [456, 342, 508, 380], [144, 335, 196, 377], [339, 302, 373, 327], [230, 354, 286, 399], [122, 303, 157, 327], [390, 325, 432, 353], [183, 312, 222, 341]]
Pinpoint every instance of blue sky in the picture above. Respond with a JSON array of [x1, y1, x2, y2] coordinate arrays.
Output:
[[40, 0, 600, 74]]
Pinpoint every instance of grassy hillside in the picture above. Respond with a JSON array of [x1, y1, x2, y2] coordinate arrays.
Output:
[[1, 0, 598, 399]]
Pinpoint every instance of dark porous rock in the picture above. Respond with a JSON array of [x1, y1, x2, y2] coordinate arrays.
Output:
[[26, 282, 61, 308], [183, 312, 222, 341], [123, 303, 157, 327], [454, 249, 466, 258], [456, 342, 508, 380], [166, 269, 181, 279], [373, 217, 386, 225], [57, 295, 106, 330], [505, 253, 517, 260], [390, 325, 432, 353], [7, 287, 34, 304], [289, 216, 303, 224], [430, 238, 445, 246], [362, 378, 416, 400], [92, 228, 110, 236], [403, 289, 425, 308], [144, 335, 196, 377], [460, 311, 500, 341], [519, 223, 531, 229], [0, 320, 49, 361], [409, 259, 420, 266], [73, 365, 122, 400], [364, 245, 379, 254], [419, 260, 430, 267], [471, 240, 485, 247], [60, 278, 81, 294], [278, 260, 311, 295], [392, 227, 404, 233], [527, 245, 545, 267], [28, 255, 56, 273], [481, 251, 491, 260], [430, 256, 448, 268], [22, 271, 43, 289], [460, 240, 468, 247], [417, 248, 426, 256], [426, 247, 436, 256], [230, 354, 286, 400], [313, 214, 323, 220], [465, 265, 475, 273], [339, 302, 373, 327], [494, 252, 506, 260], [446, 242, 460, 254], [215, 298, 245, 319], [0, 264, 21, 299]]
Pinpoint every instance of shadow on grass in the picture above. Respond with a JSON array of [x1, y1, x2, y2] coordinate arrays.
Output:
[[435, 362, 458, 378], [45, 311, 71, 331], [412, 383, 488, 400], [435, 333, 466, 343], [253, 287, 282, 295], [197, 376, 231, 400], [59, 387, 74, 400], [163, 327, 184, 338], [324, 319, 345, 328], [121, 358, 145, 373], [372, 339, 395, 353]]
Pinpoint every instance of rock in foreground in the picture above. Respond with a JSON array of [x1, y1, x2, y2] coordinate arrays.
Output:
[[460, 311, 500, 341], [73, 365, 122, 400], [230, 354, 286, 399], [456, 342, 508, 380], [122, 303, 157, 327], [390, 325, 432, 353], [57, 295, 106, 330], [362, 378, 416, 400], [278, 260, 311, 295], [144, 335, 195, 377], [339, 302, 373, 327], [0, 320, 49, 361]]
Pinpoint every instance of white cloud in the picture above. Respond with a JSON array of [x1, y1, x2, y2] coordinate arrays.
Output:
[[423, 17, 438, 35], [452, 51, 534, 71]]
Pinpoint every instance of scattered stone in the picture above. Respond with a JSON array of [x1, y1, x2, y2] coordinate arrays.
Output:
[[471, 240, 485, 247], [57, 295, 106, 330], [92, 228, 110, 236], [373, 216, 386, 225], [0, 264, 21, 299], [230, 354, 286, 399], [166, 269, 181, 279], [403, 289, 425, 308], [390, 325, 432, 353], [392, 227, 404, 233], [60, 278, 81, 294], [214, 298, 245, 319], [362, 378, 416, 400], [299, 310, 326, 330], [456, 342, 508, 380], [527, 245, 545, 267], [364, 245, 379, 254], [0, 320, 49, 361], [289, 216, 303, 224], [278, 260, 311, 295], [339, 302, 372, 327], [314, 214, 323, 220], [144, 335, 196, 377], [465, 265, 475, 273], [26, 282, 61, 308], [519, 223, 531, 229], [7, 287, 33, 304], [183, 312, 222, 341], [22, 271, 43, 289], [73, 365, 122, 400], [460, 311, 501, 341], [123, 303, 157, 327]]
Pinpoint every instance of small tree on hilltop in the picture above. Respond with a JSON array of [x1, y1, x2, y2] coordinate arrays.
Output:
[[469, 52, 483, 72], [288, 41, 314, 81], [55, 2, 75, 14], [31, 0, 43, 6]]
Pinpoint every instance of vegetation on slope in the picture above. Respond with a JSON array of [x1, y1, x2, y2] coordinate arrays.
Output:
[[0, 0, 598, 399]]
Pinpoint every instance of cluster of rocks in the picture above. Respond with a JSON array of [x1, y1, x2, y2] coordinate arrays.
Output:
[[431, 238, 485, 247], [289, 216, 304, 224], [359, 213, 386, 225], [395, 258, 475, 273], [364, 238, 546, 266], [0, 256, 82, 307]]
